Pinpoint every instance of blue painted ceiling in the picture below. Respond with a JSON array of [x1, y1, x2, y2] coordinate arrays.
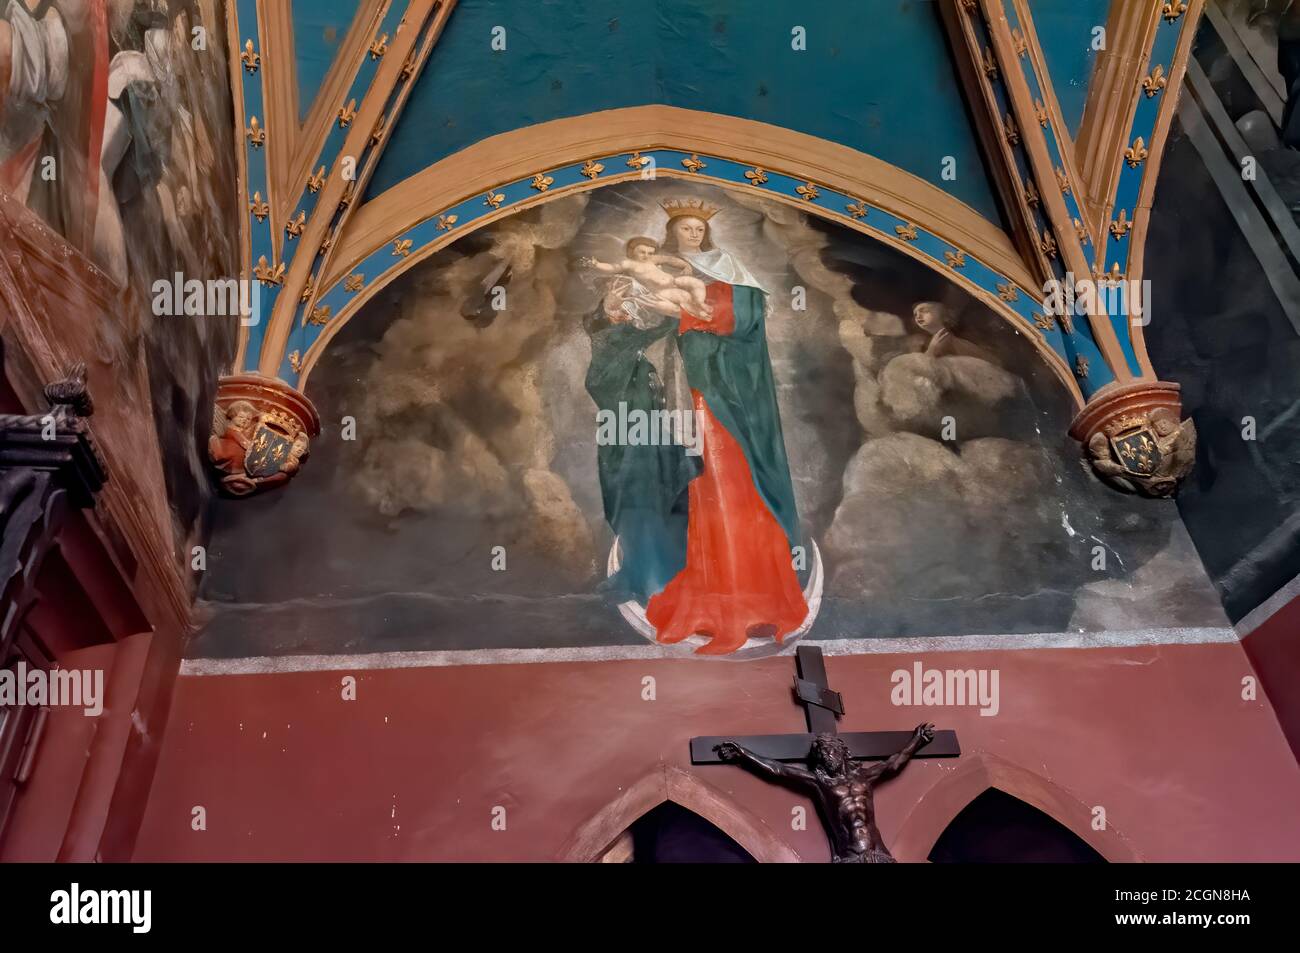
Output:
[[1034, 0, 1110, 137], [287, 1, 1114, 225], [364, 0, 1004, 221], [293, 0, 362, 121]]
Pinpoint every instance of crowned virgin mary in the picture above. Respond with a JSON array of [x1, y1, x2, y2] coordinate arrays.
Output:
[[584, 198, 810, 655]]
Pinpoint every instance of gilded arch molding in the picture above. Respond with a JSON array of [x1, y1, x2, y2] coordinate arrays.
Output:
[[227, 0, 457, 382], [278, 106, 1084, 405]]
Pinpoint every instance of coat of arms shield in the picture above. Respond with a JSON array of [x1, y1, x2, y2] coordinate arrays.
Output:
[[1109, 423, 1162, 477], [244, 418, 295, 478]]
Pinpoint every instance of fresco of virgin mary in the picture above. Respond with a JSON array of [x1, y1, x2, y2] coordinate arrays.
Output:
[[584, 198, 812, 655]]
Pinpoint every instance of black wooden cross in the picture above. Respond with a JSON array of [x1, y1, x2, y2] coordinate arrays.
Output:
[[689, 645, 960, 764]]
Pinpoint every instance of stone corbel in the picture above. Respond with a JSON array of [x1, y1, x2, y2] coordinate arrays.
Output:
[[209, 374, 320, 497], [1070, 381, 1196, 498]]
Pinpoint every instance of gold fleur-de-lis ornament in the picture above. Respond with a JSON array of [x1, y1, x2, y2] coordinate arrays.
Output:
[[338, 182, 356, 211], [241, 39, 260, 73], [1110, 209, 1132, 239], [253, 255, 285, 285], [1142, 65, 1167, 98], [249, 192, 269, 222], [981, 47, 998, 79], [1124, 137, 1149, 168], [1004, 112, 1020, 146]]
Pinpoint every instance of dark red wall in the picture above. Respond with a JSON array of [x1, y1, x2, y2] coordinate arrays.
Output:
[[132, 640, 1300, 862], [1243, 595, 1300, 762]]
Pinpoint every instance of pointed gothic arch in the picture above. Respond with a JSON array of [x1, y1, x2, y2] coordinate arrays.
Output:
[[557, 764, 801, 863], [890, 750, 1143, 863]]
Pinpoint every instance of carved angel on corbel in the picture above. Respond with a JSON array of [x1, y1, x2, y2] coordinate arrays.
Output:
[[1085, 407, 1196, 498], [209, 401, 310, 497], [209, 400, 259, 496]]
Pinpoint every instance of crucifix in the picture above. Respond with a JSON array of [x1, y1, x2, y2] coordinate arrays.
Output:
[[691, 645, 960, 863]]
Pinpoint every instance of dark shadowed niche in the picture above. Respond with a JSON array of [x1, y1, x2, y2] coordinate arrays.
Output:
[[1144, 77, 1300, 623], [927, 788, 1106, 863], [619, 802, 755, 864]]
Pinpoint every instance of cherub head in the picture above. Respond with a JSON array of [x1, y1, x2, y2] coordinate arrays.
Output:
[[625, 237, 658, 262], [913, 301, 953, 336], [226, 400, 257, 435], [283, 433, 310, 474], [1150, 408, 1179, 438], [810, 733, 852, 777]]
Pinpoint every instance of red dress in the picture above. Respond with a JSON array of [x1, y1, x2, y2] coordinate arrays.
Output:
[[645, 283, 808, 654]]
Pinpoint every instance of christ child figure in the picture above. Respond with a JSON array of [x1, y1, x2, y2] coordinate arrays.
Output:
[[581, 237, 712, 318]]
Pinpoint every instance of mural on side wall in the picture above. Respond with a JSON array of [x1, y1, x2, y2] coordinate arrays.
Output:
[[196, 179, 1228, 660], [0, 0, 239, 553]]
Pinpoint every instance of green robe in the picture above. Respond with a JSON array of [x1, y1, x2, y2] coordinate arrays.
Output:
[[585, 281, 801, 603]]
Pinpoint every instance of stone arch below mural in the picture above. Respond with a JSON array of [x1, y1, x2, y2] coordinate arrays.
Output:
[[558, 764, 801, 863], [891, 751, 1142, 863]]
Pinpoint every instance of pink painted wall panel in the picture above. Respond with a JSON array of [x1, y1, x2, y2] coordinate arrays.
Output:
[[133, 641, 1300, 862]]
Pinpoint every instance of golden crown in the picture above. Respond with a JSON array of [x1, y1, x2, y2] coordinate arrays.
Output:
[[1103, 413, 1152, 438], [258, 408, 302, 437], [660, 199, 720, 222]]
